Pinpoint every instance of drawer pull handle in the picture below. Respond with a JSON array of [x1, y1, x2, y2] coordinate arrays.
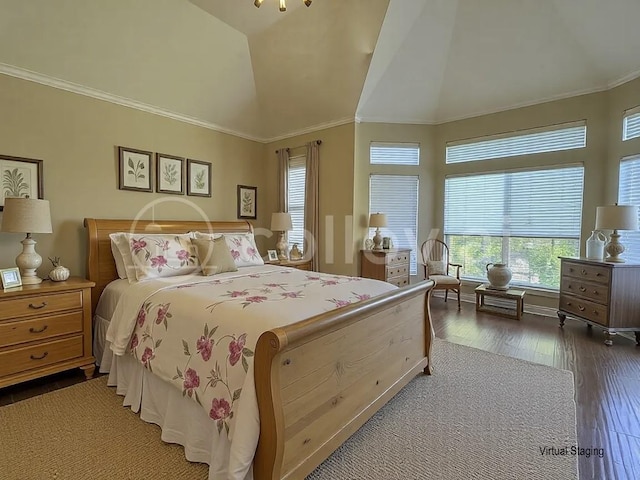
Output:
[[28, 302, 47, 310], [596, 273, 602, 277], [30, 351, 48, 360], [566, 302, 572, 306], [579, 287, 586, 292], [578, 305, 585, 312], [29, 325, 48, 334], [593, 310, 598, 315], [581, 269, 587, 275]]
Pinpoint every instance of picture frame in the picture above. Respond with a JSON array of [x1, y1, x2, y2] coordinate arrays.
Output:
[[118, 146, 153, 192], [0, 154, 44, 211], [237, 185, 257, 219], [187, 159, 212, 197], [156, 153, 185, 195], [267, 250, 278, 262], [0, 267, 22, 289]]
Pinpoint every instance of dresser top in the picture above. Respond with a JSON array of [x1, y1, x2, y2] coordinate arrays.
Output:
[[559, 257, 640, 268]]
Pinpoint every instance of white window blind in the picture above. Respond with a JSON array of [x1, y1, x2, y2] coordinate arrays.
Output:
[[287, 155, 306, 252], [370, 142, 420, 165], [619, 155, 640, 263], [623, 107, 640, 141], [369, 175, 419, 274], [446, 121, 587, 164]]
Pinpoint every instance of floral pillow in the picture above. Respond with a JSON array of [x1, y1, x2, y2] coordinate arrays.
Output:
[[124, 233, 199, 282], [223, 233, 264, 267], [427, 260, 447, 275]]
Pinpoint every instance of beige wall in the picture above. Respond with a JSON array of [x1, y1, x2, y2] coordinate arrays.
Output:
[[0, 74, 267, 279], [266, 123, 356, 275]]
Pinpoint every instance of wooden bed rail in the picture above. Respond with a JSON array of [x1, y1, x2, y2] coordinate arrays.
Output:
[[254, 280, 435, 480]]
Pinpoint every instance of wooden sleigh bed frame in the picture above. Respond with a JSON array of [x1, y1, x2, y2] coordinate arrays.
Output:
[[84, 218, 435, 480]]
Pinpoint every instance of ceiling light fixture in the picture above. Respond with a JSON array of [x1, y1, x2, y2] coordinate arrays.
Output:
[[254, 0, 312, 12]]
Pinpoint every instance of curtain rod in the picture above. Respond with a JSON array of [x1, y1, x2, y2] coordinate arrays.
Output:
[[275, 139, 322, 154]]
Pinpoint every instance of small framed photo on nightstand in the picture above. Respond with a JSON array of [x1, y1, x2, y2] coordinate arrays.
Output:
[[0, 267, 22, 289], [267, 250, 278, 262]]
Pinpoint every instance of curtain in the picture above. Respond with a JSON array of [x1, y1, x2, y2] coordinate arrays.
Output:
[[305, 141, 320, 271], [277, 148, 290, 213]]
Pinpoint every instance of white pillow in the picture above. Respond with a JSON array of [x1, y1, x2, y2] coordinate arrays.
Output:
[[122, 233, 199, 282], [109, 233, 135, 280], [225, 233, 264, 267], [427, 260, 447, 275]]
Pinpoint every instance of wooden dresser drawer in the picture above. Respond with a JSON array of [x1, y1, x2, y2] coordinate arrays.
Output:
[[0, 335, 84, 378], [560, 277, 609, 305], [388, 276, 409, 288], [0, 291, 83, 321], [386, 264, 408, 279], [559, 294, 609, 326], [387, 252, 409, 266], [0, 311, 83, 349], [561, 262, 610, 285]]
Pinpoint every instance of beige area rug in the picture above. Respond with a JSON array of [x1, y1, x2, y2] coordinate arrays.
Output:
[[0, 339, 578, 480]]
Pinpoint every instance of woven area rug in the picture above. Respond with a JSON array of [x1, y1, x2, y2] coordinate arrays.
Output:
[[0, 339, 578, 480]]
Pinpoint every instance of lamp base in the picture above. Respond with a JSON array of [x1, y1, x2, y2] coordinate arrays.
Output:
[[16, 235, 44, 284], [372, 229, 383, 251], [604, 231, 626, 263], [276, 232, 289, 261]]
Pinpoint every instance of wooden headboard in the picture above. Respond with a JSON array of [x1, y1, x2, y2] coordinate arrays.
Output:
[[83, 218, 253, 315]]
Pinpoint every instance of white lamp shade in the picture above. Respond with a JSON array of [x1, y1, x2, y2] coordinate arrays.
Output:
[[271, 212, 292, 231], [369, 213, 387, 228], [1, 197, 52, 234], [595, 205, 639, 231]]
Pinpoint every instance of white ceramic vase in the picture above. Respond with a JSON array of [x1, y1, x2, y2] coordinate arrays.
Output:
[[49, 265, 70, 282], [486, 263, 512, 290]]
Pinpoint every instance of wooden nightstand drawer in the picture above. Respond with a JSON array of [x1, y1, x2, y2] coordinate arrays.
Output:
[[561, 262, 610, 284], [386, 264, 408, 278], [388, 276, 409, 288], [0, 311, 83, 348], [0, 335, 84, 378], [0, 291, 83, 321], [560, 277, 609, 304], [559, 294, 609, 326], [387, 252, 409, 266]]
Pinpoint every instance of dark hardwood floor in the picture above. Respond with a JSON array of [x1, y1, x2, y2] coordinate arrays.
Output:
[[1, 298, 638, 479], [430, 297, 640, 480]]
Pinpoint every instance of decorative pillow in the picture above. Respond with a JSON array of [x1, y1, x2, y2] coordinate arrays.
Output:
[[223, 233, 264, 267], [427, 260, 447, 275], [123, 233, 199, 282], [109, 233, 129, 279], [191, 237, 238, 276]]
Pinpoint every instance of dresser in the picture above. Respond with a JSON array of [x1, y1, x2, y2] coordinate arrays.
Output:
[[0, 277, 96, 388], [558, 257, 640, 346], [360, 249, 411, 287], [265, 259, 313, 271]]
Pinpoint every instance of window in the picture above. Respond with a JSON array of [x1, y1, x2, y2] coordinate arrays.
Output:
[[444, 165, 584, 289], [619, 155, 640, 262], [446, 121, 587, 164], [370, 142, 420, 165], [287, 155, 306, 252], [369, 175, 419, 274], [623, 107, 640, 141]]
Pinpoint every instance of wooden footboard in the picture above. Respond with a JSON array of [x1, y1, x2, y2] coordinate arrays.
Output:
[[254, 280, 435, 480]]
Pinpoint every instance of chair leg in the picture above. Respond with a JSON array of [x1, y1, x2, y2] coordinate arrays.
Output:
[[444, 289, 448, 302], [457, 288, 461, 311]]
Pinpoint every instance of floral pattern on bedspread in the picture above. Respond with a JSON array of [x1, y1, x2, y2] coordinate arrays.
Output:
[[123, 267, 396, 438]]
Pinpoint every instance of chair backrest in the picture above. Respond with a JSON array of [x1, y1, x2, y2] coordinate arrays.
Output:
[[420, 239, 450, 275]]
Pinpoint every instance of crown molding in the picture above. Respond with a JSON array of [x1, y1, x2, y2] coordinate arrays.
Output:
[[0, 63, 266, 143], [263, 116, 355, 143], [607, 68, 640, 90], [355, 114, 436, 125]]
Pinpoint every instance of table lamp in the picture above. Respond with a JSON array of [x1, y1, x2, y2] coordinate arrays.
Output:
[[271, 212, 292, 261], [595, 204, 639, 263], [369, 213, 387, 251], [0, 197, 52, 284]]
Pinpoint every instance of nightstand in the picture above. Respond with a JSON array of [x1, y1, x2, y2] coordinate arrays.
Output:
[[265, 259, 313, 271], [0, 277, 96, 389], [360, 249, 411, 287]]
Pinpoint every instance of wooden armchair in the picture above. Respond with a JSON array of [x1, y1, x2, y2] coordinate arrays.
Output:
[[420, 239, 462, 310]]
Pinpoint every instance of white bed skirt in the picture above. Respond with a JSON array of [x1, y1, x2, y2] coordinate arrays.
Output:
[[95, 316, 252, 480]]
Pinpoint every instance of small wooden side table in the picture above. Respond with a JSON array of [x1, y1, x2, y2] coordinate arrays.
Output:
[[265, 259, 313, 271], [475, 284, 525, 320]]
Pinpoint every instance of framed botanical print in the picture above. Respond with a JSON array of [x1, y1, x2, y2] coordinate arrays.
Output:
[[0, 155, 44, 211], [237, 185, 257, 219], [156, 153, 184, 195], [118, 146, 153, 192], [187, 159, 211, 197]]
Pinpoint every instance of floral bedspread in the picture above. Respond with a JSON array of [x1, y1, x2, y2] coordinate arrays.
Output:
[[105, 265, 396, 478]]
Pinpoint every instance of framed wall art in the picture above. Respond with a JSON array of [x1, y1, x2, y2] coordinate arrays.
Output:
[[0, 154, 44, 211], [187, 159, 211, 197], [156, 153, 185, 195], [237, 185, 257, 219], [118, 146, 153, 192]]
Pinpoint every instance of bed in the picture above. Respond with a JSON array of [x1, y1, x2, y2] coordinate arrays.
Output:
[[85, 218, 435, 480]]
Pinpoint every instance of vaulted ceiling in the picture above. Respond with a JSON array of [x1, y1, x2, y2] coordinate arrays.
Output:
[[1, 0, 640, 142]]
